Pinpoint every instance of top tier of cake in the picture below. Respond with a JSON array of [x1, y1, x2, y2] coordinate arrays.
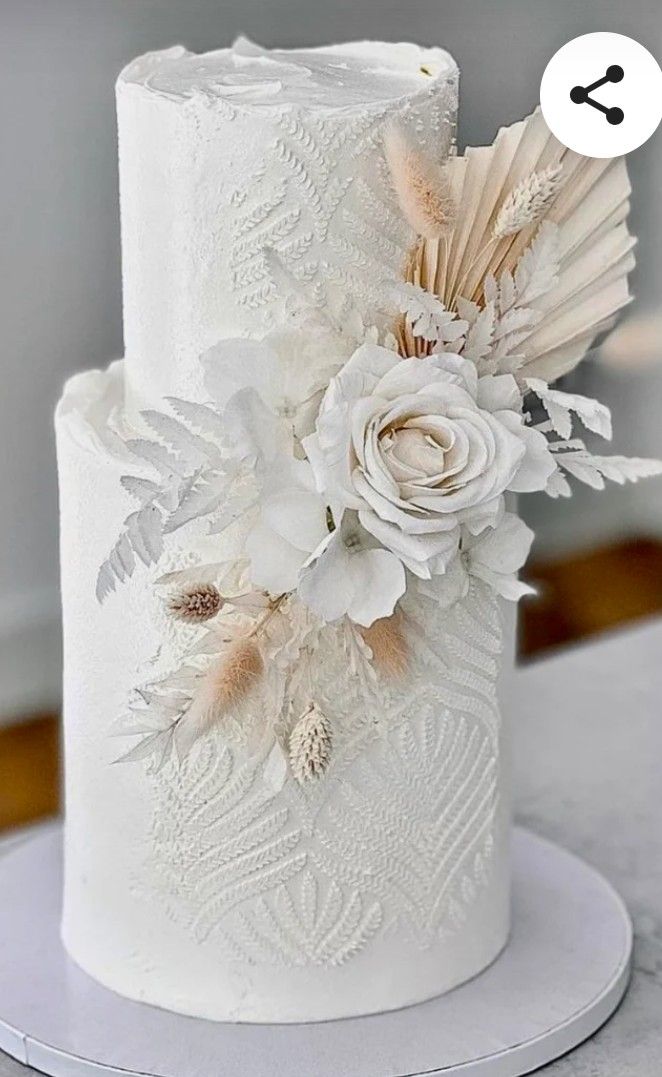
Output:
[[117, 38, 459, 417]]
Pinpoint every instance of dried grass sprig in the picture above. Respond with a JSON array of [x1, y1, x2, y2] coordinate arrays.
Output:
[[167, 583, 223, 622], [174, 639, 264, 756], [289, 703, 332, 784], [384, 124, 455, 240], [492, 164, 562, 239], [209, 639, 264, 708], [360, 611, 409, 679]]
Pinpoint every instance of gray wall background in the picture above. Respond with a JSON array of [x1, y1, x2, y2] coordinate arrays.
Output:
[[1, 0, 660, 718]]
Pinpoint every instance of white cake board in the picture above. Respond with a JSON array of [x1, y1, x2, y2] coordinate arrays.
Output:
[[0, 826, 631, 1077]]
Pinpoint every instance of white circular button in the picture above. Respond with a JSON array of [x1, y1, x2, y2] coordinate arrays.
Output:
[[540, 32, 662, 157]]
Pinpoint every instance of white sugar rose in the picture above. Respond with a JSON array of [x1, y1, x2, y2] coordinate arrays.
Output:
[[304, 344, 555, 578]]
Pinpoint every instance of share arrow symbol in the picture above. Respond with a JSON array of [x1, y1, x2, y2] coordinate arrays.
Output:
[[570, 65, 625, 124]]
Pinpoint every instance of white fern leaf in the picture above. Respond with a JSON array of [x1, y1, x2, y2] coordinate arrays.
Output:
[[483, 273, 498, 305], [455, 296, 481, 324], [96, 560, 118, 603], [163, 473, 232, 534], [555, 445, 662, 490], [113, 727, 174, 768], [206, 486, 260, 534], [166, 398, 227, 443], [497, 269, 517, 315], [585, 455, 662, 485], [462, 300, 495, 362], [141, 410, 222, 468], [526, 379, 612, 440], [555, 451, 605, 489], [494, 305, 539, 341], [544, 467, 572, 498], [394, 283, 468, 343], [124, 438, 185, 482], [96, 504, 164, 602], [513, 221, 560, 306], [120, 474, 163, 503], [127, 505, 164, 564]]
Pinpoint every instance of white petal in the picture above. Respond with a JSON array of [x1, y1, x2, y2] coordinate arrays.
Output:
[[297, 530, 356, 622], [499, 414, 557, 493], [468, 513, 534, 575], [346, 549, 406, 626], [416, 554, 469, 608], [459, 496, 505, 535], [304, 406, 363, 510], [360, 510, 459, 576], [261, 487, 327, 553], [224, 387, 292, 463], [246, 521, 306, 593], [477, 374, 521, 413], [469, 562, 536, 601], [334, 343, 399, 403]]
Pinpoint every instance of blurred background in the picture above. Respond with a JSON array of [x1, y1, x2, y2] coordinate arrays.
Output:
[[1, 0, 661, 830]]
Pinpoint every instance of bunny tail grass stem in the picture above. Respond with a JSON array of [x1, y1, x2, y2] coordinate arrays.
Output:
[[360, 611, 409, 679]]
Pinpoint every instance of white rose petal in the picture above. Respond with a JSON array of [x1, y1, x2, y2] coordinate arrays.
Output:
[[305, 343, 541, 581]]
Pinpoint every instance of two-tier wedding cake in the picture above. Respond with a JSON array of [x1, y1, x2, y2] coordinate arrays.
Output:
[[56, 38, 657, 1023]]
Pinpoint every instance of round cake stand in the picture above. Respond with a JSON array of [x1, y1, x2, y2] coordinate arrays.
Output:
[[0, 826, 631, 1077]]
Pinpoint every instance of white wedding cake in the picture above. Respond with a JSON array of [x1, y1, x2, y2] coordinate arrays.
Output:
[[57, 38, 650, 1023]]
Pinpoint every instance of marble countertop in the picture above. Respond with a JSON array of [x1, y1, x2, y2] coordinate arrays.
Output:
[[1, 617, 661, 1076]]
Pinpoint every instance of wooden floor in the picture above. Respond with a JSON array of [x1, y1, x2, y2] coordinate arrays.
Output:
[[0, 715, 60, 831], [1, 538, 661, 833]]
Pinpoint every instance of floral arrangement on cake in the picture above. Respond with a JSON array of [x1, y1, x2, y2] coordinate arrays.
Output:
[[99, 109, 661, 778]]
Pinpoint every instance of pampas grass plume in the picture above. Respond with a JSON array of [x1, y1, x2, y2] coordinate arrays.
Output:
[[360, 612, 409, 678], [384, 124, 454, 240]]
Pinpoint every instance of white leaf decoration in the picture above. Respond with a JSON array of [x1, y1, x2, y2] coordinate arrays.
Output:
[[141, 409, 223, 468], [96, 396, 245, 602], [512, 221, 560, 307], [583, 455, 662, 485], [526, 379, 613, 441], [544, 467, 572, 498], [462, 300, 495, 362], [555, 447, 662, 489], [394, 283, 468, 344]]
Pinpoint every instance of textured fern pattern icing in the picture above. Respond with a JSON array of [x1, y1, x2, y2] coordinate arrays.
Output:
[[227, 91, 457, 329], [145, 581, 502, 966]]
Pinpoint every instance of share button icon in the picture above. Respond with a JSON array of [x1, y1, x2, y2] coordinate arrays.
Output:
[[570, 65, 624, 124], [540, 32, 662, 157]]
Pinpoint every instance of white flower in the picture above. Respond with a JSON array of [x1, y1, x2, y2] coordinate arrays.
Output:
[[298, 516, 406, 627], [304, 344, 555, 579], [246, 457, 406, 627], [203, 329, 349, 443], [246, 457, 328, 593], [461, 513, 535, 600], [416, 512, 535, 605]]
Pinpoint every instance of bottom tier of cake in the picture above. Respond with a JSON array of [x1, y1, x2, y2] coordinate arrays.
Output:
[[56, 362, 513, 1023]]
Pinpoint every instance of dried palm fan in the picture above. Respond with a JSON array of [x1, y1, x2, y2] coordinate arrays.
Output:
[[402, 108, 635, 383]]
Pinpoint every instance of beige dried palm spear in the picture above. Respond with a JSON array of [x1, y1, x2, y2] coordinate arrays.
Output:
[[406, 108, 635, 383]]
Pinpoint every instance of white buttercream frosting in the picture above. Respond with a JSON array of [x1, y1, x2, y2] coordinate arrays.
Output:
[[116, 39, 459, 419], [57, 361, 512, 1023], [121, 37, 456, 107]]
